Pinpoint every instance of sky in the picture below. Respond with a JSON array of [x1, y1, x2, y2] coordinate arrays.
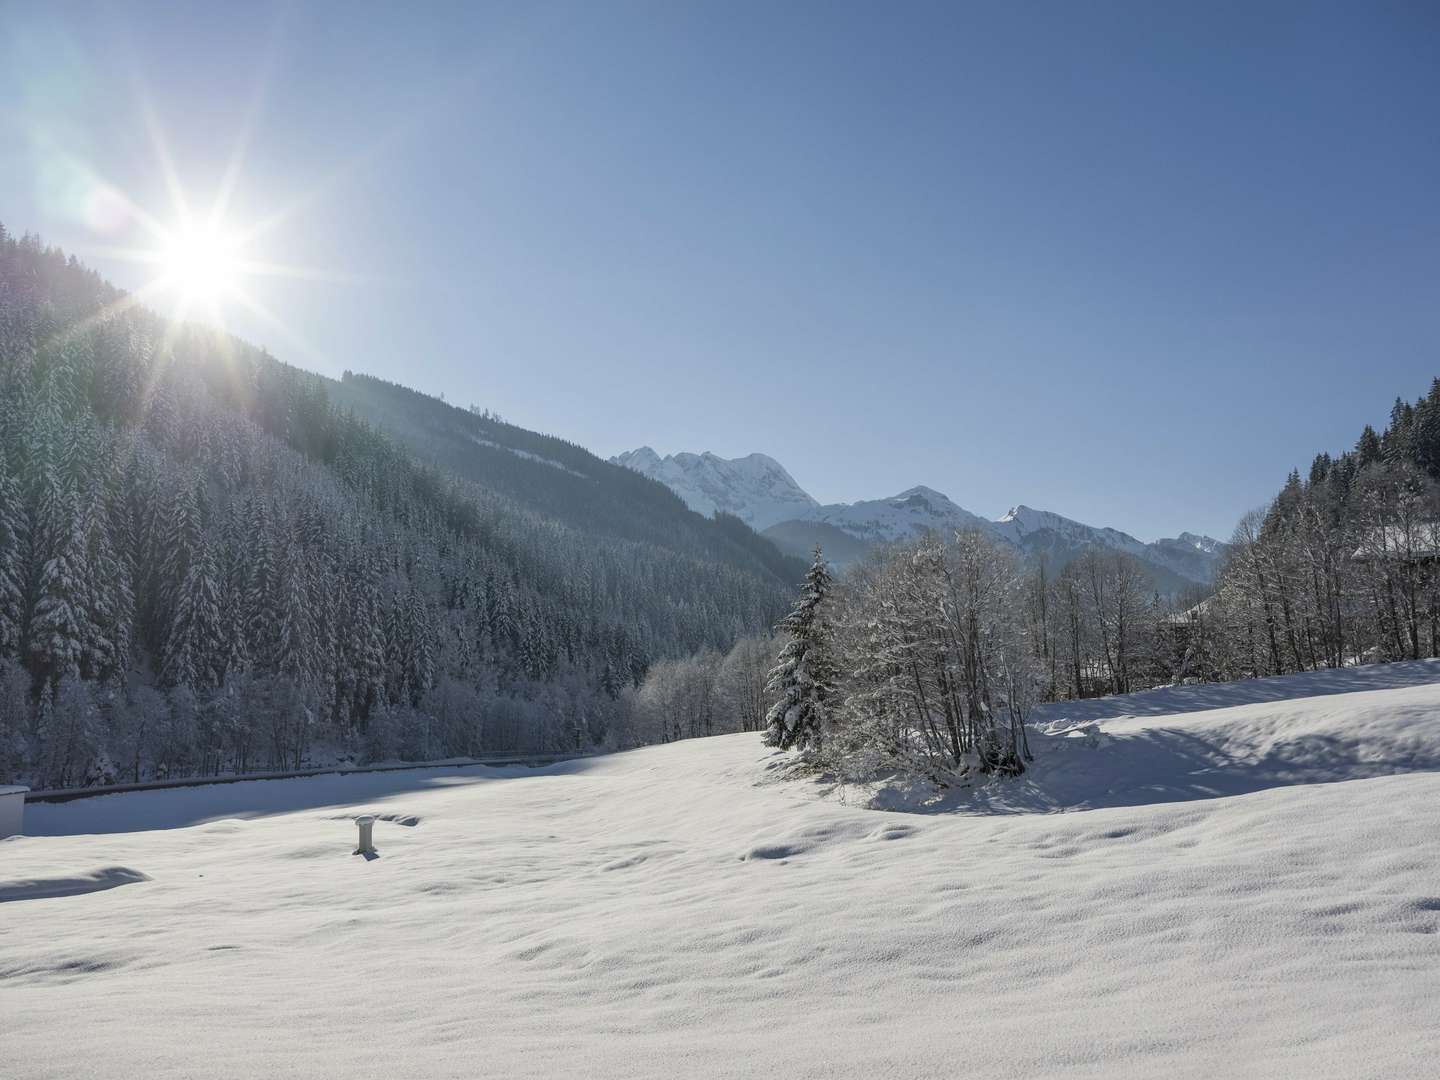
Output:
[[2, 1, 1438, 542]]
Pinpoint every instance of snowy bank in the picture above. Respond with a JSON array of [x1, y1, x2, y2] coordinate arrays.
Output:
[[3, 666, 1440, 1078]]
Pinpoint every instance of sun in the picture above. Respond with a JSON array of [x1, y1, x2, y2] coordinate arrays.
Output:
[[48, 88, 371, 352], [157, 223, 244, 305]]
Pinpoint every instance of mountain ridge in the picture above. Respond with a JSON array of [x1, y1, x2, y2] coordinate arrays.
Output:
[[609, 447, 818, 531], [612, 447, 1227, 590]]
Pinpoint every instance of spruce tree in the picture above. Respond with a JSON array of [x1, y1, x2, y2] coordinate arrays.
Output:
[[80, 491, 132, 682], [0, 451, 27, 657], [1356, 425, 1383, 469], [272, 544, 315, 687], [28, 490, 91, 691], [764, 546, 837, 752], [161, 541, 223, 690]]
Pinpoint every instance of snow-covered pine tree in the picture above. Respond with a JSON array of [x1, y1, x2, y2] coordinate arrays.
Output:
[[764, 546, 838, 752], [349, 556, 387, 725], [160, 540, 223, 690], [28, 487, 92, 692], [215, 518, 251, 683], [0, 451, 27, 656], [80, 490, 133, 682], [159, 479, 202, 625], [242, 497, 278, 665], [272, 543, 316, 688], [408, 588, 436, 704]]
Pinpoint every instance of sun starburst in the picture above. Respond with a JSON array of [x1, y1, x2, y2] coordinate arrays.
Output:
[[155, 221, 245, 307], [27, 42, 439, 360]]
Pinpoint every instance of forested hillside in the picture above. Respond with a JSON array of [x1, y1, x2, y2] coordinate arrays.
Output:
[[6, 219, 1434, 793], [1193, 383, 1440, 676], [0, 227, 795, 787], [327, 373, 806, 585]]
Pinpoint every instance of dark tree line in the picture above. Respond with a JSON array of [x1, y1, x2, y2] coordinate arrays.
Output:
[[1180, 384, 1440, 679], [0, 226, 793, 787]]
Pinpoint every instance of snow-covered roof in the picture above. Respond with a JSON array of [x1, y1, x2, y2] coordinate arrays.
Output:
[[1352, 524, 1440, 560]]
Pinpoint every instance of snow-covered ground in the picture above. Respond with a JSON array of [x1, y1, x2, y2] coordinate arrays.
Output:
[[5, 665, 1440, 1078]]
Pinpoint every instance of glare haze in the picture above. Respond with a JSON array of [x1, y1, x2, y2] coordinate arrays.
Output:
[[3, 0, 1438, 540]]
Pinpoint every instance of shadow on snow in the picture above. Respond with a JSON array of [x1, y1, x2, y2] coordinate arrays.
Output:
[[1028, 658, 1440, 726], [18, 758, 605, 838]]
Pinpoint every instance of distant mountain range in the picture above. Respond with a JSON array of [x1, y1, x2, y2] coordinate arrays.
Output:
[[612, 448, 1227, 593]]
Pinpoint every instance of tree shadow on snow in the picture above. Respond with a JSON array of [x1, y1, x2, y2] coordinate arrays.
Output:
[[901, 724, 1440, 816], [20, 759, 607, 837], [1028, 659, 1440, 727], [0, 866, 151, 903]]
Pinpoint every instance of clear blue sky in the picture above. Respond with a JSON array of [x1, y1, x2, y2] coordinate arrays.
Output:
[[3, 1, 1438, 541]]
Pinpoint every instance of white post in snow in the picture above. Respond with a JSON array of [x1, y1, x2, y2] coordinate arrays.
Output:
[[354, 815, 376, 856], [0, 786, 26, 839]]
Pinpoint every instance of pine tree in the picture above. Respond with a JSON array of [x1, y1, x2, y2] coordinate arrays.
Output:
[[764, 546, 837, 752], [0, 451, 27, 657], [28, 489, 91, 691], [160, 479, 202, 622], [80, 490, 132, 682], [350, 558, 387, 725], [243, 498, 278, 665], [215, 523, 251, 682], [1356, 425, 1383, 469], [407, 589, 435, 705], [161, 541, 223, 690], [272, 543, 315, 687]]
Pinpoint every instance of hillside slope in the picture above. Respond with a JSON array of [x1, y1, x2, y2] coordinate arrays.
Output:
[[331, 378, 805, 587], [5, 662, 1439, 1078], [0, 229, 797, 788]]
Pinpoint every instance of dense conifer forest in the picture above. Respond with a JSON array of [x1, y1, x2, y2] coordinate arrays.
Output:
[[0, 227, 797, 786]]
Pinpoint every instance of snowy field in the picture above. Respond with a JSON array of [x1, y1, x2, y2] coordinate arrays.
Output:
[[5, 665, 1440, 1078]]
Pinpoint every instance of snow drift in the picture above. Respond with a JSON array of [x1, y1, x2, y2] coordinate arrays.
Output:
[[3, 663, 1439, 1078]]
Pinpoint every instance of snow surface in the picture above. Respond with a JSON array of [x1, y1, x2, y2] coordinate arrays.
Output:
[[471, 435, 587, 478], [5, 664, 1440, 1077]]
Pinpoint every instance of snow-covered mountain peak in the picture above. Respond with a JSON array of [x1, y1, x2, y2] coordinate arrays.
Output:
[[804, 485, 993, 546], [613, 446, 663, 471], [889, 485, 961, 511], [995, 505, 1108, 538], [1177, 531, 1227, 554], [611, 447, 818, 530]]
